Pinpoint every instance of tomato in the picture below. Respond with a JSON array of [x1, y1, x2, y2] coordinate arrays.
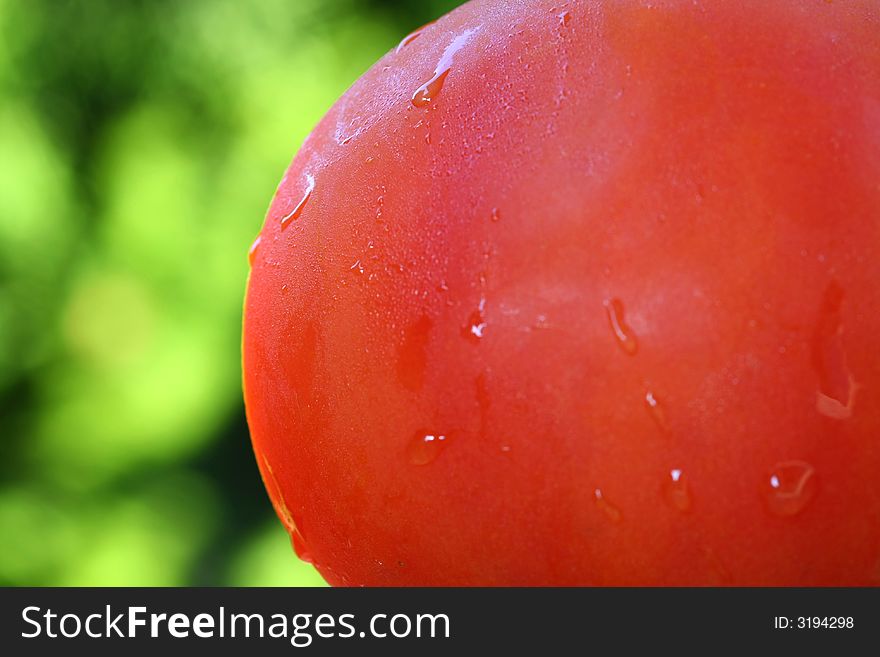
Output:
[[242, 0, 880, 585]]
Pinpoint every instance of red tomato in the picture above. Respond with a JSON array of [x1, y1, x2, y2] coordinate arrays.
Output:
[[243, 0, 880, 585]]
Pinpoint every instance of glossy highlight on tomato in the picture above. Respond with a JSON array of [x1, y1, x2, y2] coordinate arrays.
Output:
[[242, 0, 880, 586]]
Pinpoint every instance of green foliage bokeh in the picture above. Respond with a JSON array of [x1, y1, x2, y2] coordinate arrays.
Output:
[[0, 0, 458, 586]]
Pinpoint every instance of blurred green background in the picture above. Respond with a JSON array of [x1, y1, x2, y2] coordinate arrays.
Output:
[[0, 0, 458, 586]]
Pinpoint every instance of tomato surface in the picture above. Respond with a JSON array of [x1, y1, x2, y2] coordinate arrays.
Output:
[[242, 0, 880, 585]]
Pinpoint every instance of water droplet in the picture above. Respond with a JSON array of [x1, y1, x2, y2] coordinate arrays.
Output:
[[274, 499, 298, 536], [412, 72, 450, 108], [663, 469, 692, 512], [811, 280, 856, 419], [280, 174, 315, 229], [558, 10, 571, 26], [645, 390, 669, 433], [396, 315, 432, 392], [248, 235, 262, 266], [290, 528, 313, 564], [375, 189, 385, 222], [763, 461, 818, 517], [490, 207, 501, 222], [396, 21, 435, 53], [532, 314, 551, 330], [604, 298, 638, 355], [816, 391, 855, 419], [260, 455, 312, 562], [411, 28, 479, 108], [594, 488, 622, 523], [408, 431, 448, 465], [461, 298, 487, 343]]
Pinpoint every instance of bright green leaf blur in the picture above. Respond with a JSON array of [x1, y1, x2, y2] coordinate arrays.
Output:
[[0, 0, 458, 586]]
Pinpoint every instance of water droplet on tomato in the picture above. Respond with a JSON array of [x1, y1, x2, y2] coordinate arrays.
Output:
[[462, 298, 487, 343], [397, 315, 432, 392], [604, 298, 638, 355], [278, 498, 312, 563], [408, 431, 448, 465], [396, 20, 435, 53], [490, 207, 501, 222], [816, 391, 855, 419], [248, 235, 262, 266], [412, 71, 450, 108], [290, 528, 313, 564], [411, 27, 479, 108], [663, 469, 691, 512], [558, 10, 571, 26], [645, 390, 669, 433], [375, 189, 385, 222], [260, 455, 310, 561], [280, 174, 315, 229], [594, 488, 622, 523], [811, 280, 856, 418], [763, 461, 817, 517]]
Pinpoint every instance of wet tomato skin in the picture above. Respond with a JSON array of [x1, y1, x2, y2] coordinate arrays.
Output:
[[242, 0, 880, 585]]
